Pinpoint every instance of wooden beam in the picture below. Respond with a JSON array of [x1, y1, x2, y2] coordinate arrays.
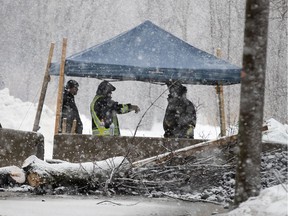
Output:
[[33, 43, 55, 132], [132, 135, 238, 168], [54, 38, 68, 135], [216, 48, 226, 137]]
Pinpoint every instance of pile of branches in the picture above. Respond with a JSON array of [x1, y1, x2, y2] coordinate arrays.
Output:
[[114, 149, 287, 204]]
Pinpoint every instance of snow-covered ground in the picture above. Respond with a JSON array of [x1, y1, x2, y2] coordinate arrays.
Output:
[[0, 88, 287, 216]]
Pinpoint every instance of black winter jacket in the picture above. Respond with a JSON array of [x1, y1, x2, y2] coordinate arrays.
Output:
[[61, 90, 83, 134], [163, 94, 196, 138]]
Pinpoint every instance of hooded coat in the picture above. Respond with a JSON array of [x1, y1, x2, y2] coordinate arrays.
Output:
[[163, 84, 196, 138], [61, 89, 83, 134], [90, 81, 134, 136]]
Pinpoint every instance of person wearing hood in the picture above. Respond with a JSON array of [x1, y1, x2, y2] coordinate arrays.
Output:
[[61, 79, 83, 134], [163, 81, 196, 139], [90, 80, 140, 136]]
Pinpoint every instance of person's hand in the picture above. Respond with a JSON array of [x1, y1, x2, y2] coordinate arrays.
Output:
[[131, 105, 140, 113]]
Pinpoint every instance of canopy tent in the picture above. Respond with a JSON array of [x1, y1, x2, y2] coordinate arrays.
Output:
[[50, 20, 241, 85]]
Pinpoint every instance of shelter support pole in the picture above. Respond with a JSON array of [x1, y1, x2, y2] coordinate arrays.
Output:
[[33, 43, 55, 132], [54, 38, 68, 135], [215, 48, 226, 137]]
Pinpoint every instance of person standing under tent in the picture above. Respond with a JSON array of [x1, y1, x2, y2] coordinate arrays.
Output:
[[61, 80, 83, 134], [90, 80, 140, 136], [163, 82, 197, 139]]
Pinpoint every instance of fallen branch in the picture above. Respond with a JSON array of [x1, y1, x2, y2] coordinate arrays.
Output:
[[163, 193, 222, 205]]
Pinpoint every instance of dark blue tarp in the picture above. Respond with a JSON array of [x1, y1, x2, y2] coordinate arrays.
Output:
[[50, 20, 242, 85]]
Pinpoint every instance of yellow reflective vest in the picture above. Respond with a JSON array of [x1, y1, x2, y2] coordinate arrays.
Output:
[[90, 95, 130, 136]]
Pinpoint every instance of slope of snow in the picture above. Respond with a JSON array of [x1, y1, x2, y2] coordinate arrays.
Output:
[[222, 184, 288, 216]]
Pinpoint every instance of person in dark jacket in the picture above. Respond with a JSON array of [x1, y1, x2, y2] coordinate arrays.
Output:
[[61, 80, 83, 134], [90, 80, 140, 136], [163, 82, 196, 139]]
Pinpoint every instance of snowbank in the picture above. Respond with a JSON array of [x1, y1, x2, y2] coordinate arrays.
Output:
[[222, 184, 288, 216], [0, 88, 90, 159], [263, 118, 288, 145]]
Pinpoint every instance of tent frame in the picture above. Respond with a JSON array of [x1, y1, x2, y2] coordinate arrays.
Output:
[[33, 38, 229, 137]]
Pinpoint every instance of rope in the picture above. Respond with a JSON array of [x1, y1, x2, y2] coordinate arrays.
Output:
[[18, 84, 41, 130]]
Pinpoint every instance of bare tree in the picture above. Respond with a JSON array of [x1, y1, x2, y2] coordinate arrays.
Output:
[[234, 0, 270, 206], [264, 0, 288, 123]]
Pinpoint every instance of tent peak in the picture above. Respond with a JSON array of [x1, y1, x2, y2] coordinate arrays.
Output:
[[50, 21, 242, 85]]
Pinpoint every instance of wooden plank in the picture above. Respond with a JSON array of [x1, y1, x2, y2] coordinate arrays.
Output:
[[71, 119, 77, 134], [54, 38, 68, 135], [33, 43, 55, 132]]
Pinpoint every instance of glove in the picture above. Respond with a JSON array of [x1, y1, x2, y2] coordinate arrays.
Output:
[[186, 125, 194, 138], [131, 105, 140, 113]]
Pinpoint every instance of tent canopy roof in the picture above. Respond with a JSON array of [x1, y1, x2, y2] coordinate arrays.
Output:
[[50, 20, 242, 85]]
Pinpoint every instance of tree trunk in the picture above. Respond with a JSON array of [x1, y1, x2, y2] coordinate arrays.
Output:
[[234, 0, 270, 206], [0, 166, 26, 186], [22, 155, 131, 188]]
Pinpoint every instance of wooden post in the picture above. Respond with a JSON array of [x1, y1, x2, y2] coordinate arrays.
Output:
[[216, 48, 226, 137], [62, 118, 67, 133], [32, 43, 55, 132], [54, 38, 68, 135], [71, 119, 77, 134]]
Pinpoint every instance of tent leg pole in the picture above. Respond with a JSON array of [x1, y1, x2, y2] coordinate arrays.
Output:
[[54, 38, 68, 135], [33, 43, 55, 132], [216, 48, 226, 137], [216, 84, 226, 136]]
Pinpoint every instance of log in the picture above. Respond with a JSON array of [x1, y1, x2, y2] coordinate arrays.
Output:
[[132, 135, 238, 168], [22, 155, 131, 188], [0, 166, 26, 186]]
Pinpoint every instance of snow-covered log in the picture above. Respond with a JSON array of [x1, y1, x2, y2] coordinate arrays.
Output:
[[22, 155, 131, 188], [0, 166, 26, 186]]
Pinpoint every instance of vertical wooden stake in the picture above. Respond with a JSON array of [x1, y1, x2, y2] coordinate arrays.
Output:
[[62, 118, 67, 133], [33, 42, 55, 132], [216, 48, 226, 137], [54, 38, 68, 135], [71, 120, 77, 134]]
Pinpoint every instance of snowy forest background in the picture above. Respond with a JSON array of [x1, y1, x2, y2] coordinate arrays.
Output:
[[0, 0, 287, 133]]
